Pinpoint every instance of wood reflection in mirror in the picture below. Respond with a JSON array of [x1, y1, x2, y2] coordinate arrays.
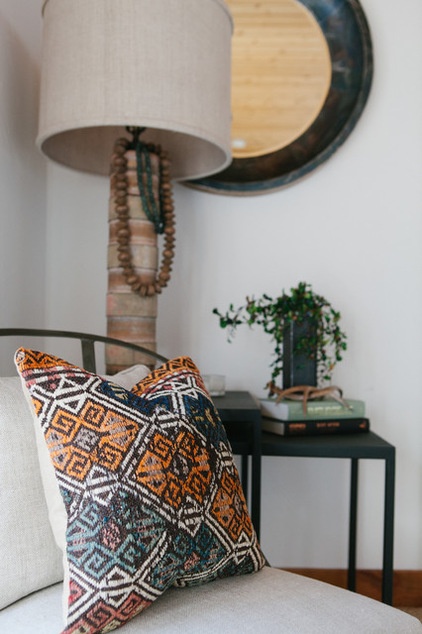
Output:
[[227, 0, 331, 158]]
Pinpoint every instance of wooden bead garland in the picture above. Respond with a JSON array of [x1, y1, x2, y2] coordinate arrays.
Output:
[[111, 135, 176, 297]]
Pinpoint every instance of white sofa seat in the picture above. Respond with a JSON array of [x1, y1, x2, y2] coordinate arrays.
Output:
[[1, 567, 421, 634]]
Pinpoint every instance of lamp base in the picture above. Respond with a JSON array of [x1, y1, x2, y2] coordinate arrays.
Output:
[[106, 144, 160, 372]]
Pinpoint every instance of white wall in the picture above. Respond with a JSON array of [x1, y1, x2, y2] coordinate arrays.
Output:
[[1, 0, 421, 571], [0, 0, 46, 373]]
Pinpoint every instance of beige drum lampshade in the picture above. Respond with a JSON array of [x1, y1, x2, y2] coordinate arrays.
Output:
[[37, 0, 233, 180]]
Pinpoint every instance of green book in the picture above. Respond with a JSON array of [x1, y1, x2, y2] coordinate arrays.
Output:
[[260, 397, 365, 421]]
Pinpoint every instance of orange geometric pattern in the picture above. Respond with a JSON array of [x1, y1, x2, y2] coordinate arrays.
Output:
[[135, 430, 212, 509]]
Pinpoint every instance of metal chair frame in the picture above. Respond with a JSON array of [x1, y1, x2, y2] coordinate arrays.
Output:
[[0, 328, 168, 373]]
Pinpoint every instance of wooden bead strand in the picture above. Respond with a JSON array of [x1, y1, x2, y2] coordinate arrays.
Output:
[[111, 136, 176, 297]]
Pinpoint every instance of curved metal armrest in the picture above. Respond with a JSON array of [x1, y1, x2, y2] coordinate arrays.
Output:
[[0, 328, 168, 373]]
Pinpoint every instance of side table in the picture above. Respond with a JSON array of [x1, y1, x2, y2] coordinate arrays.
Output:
[[213, 392, 396, 605], [261, 428, 395, 605]]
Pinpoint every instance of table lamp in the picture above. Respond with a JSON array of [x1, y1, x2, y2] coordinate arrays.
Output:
[[36, 0, 233, 371]]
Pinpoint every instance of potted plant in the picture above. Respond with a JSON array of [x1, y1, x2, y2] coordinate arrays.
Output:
[[213, 282, 347, 390]]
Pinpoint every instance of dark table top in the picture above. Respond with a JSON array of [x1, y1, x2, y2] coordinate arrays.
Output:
[[212, 391, 395, 460], [213, 390, 261, 422], [261, 429, 395, 459]]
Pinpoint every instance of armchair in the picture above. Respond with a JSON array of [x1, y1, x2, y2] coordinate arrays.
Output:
[[0, 329, 420, 633]]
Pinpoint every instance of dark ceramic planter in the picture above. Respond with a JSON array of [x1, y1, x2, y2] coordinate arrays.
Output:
[[282, 319, 317, 388]]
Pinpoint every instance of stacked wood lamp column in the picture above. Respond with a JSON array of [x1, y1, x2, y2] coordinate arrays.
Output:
[[106, 133, 175, 373]]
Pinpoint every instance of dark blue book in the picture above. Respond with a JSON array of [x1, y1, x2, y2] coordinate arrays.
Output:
[[262, 417, 370, 436]]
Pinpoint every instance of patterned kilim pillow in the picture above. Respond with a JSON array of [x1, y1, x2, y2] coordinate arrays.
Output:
[[15, 349, 265, 634]]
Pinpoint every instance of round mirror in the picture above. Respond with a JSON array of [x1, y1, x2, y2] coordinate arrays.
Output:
[[188, 0, 373, 195]]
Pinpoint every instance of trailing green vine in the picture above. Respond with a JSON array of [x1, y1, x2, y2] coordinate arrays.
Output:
[[213, 282, 347, 386]]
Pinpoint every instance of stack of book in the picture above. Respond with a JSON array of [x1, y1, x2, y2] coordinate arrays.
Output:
[[260, 397, 369, 436]]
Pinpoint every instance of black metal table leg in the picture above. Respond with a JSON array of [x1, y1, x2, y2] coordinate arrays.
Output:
[[348, 458, 358, 592], [382, 450, 395, 604], [251, 416, 262, 537], [241, 453, 249, 494]]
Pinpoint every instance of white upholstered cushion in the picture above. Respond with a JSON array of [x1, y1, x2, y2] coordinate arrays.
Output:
[[102, 364, 151, 390], [0, 568, 421, 634], [0, 377, 63, 609]]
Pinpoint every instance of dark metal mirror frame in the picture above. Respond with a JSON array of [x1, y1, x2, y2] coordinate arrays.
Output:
[[188, 0, 373, 196]]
